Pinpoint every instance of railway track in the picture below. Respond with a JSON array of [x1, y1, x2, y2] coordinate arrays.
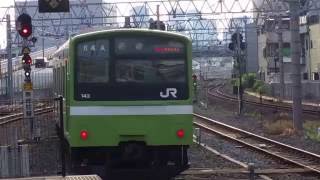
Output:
[[0, 103, 24, 116], [0, 106, 56, 145], [208, 85, 320, 115], [0, 100, 54, 117], [193, 113, 320, 175], [0, 107, 54, 125]]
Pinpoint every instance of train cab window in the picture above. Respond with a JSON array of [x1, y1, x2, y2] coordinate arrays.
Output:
[[115, 59, 186, 83], [114, 37, 186, 83], [75, 36, 188, 101], [76, 39, 110, 83]]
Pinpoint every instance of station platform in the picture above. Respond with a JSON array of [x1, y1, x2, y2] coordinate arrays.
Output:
[[5, 175, 102, 180]]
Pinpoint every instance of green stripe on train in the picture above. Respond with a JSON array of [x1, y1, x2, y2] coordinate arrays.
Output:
[[66, 114, 193, 147]]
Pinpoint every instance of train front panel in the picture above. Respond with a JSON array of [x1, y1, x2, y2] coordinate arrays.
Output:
[[66, 30, 193, 149]]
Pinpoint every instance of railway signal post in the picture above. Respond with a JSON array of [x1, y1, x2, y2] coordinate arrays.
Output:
[[17, 13, 37, 139], [229, 31, 246, 115]]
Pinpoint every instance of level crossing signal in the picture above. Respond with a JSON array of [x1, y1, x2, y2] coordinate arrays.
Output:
[[16, 13, 32, 38]]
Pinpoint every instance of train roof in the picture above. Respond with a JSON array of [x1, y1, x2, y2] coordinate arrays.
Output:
[[72, 28, 191, 42], [51, 40, 69, 57]]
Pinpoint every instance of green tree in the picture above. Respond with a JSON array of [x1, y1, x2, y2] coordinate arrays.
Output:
[[242, 73, 256, 89], [253, 80, 269, 103]]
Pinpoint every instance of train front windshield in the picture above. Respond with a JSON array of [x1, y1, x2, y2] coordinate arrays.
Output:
[[75, 36, 189, 101]]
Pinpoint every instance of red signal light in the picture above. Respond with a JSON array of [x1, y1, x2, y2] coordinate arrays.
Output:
[[17, 13, 32, 38], [19, 25, 32, 38], [22, 27, 28, 34], [80, 130, 89, 140], [22, 54, 32, 64], [176, 129, 185, 138], [26, 59, 32, 64]]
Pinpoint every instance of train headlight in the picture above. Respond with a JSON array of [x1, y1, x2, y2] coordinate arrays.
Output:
[[176, 129, 185, 138], [80, 130, 89, 140]]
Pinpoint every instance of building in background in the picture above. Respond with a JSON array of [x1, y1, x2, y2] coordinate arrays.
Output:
[[167, 8, 218, 51], [14, 0, 117, 51], [307, 10, 320, 80], [253, 0, 308, 83], [129, 5, 149, 28]]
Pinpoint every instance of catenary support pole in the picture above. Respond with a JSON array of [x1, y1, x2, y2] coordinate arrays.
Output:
[[289, 0, 303, 132], [6, 14, 13, 100], [278, 14, 285, 99], [237, 29, 243, 115]]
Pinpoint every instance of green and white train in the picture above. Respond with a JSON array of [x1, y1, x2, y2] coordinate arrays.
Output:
[[51, 29, 193, 177]]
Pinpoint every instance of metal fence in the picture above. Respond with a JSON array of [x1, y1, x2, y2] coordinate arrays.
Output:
[[0, 97, 62, 178], [0, 68, 53, 98]]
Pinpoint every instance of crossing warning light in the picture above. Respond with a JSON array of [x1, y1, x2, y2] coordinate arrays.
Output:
[[16, 13, 32, 38]]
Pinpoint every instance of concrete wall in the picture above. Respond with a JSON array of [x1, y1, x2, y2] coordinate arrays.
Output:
[[270, 81, 320, 100], [257, 26, 308, 83]]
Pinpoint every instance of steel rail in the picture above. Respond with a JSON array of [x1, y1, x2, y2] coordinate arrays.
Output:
[[190, 140, 273, 180], [193, 113, 320, 174], [208, 86, 320, 115], [0, 100, 54, 117], [0, 107, 54, 125]]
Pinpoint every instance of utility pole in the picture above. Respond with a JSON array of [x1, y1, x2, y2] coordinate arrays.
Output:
[[289, 0, 303, 132], [6, 14, 13, 101]]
